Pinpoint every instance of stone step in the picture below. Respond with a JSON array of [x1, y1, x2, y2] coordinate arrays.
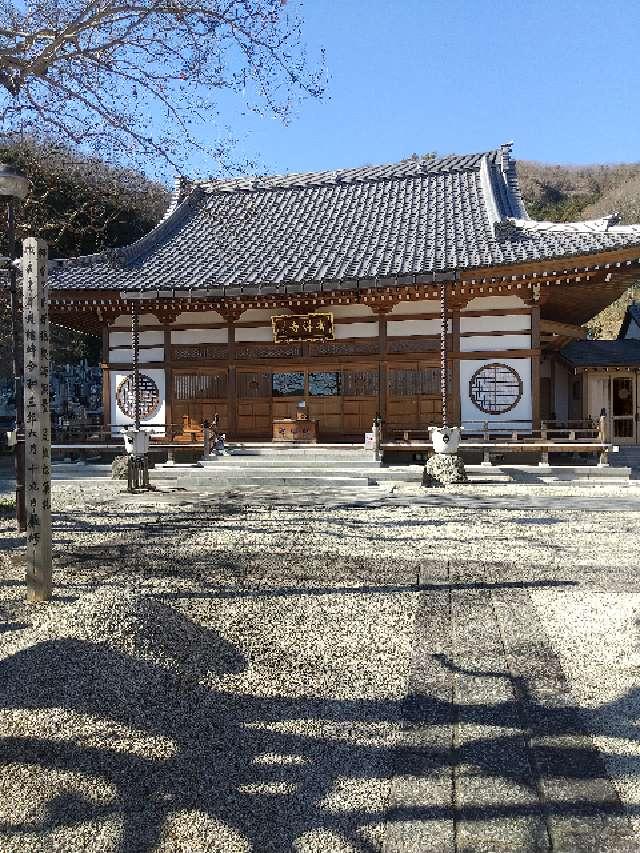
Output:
[[200, 457, 379, 469], [223, 443, 372, 458], [166, 465, 513, 486], [469, 464, 630, 481], [180, 466, 383, 480], [176, 474, 373, 489]]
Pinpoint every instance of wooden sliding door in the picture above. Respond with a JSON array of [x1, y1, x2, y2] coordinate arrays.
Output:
[[341, 367, 378, 438], [386, 362, 443, 430], [237, 370, 272, 437], [173, 370, 229, 432]]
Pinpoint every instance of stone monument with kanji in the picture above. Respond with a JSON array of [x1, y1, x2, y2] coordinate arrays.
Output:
[[22, 237, 52, 602]]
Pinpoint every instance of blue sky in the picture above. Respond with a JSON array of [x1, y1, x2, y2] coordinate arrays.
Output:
[[184, 0, 640, 179]]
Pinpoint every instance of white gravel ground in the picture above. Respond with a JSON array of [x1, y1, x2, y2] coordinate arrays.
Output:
[[531, 590, 640, 837], [1, 476, 640, 851]]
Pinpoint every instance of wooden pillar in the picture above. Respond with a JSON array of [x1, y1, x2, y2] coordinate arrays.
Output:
[[101, 327, 111, 435], [22, 238, 52, 603], [227, 320, 237, 438], [451, 309, 461, 425], [530, 304, 541, 429], [378, 311, 388, 423], [131, 305, 141, 429], [440, 282, 449, 427], [163, 329, 173, 438]]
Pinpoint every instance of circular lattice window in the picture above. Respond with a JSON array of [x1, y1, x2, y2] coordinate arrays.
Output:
[[469, 363, 523, 415], [116, 373, 161, 420]]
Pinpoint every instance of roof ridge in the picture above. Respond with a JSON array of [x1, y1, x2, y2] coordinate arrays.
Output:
[[479, 142, 530, 236], [191, 148, 503, 195], [116, 188, 204, 266], [479, 154, 502, 230], [504, 214, 640, 235], [498, 141, 529, 219]]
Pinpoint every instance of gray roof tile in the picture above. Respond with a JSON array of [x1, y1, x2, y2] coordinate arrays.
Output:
[[561, 340, 640, 367], [617, 304, 640, 340], [48, 143, 640, 293]]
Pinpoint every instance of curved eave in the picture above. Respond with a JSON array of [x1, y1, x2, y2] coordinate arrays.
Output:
[[456, 243, 640, 281], [48, 190, 202, 276]]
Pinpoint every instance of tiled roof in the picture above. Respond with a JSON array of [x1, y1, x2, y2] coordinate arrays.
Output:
[[618, 304, 640, 340], [47, 142, 640, 293], [561, 339, 640, 367]]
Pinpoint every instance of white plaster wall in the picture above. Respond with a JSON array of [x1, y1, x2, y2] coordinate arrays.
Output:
[[324, 304, 373, 318], [334, 321, 379, 339], [171, 328, 228, 344], [390, 299, 440, 315], [110, 368, 166, 435], [460, 314, 531, 333], [109, 347, 164, 364], [235, 326, 273, 342], [460, 357, 532, 428], [110, 313, 161, 328], [173, 310, 225, 324], [462, 295, 527, 311], [554, 362, 570, 421], [387, 319, 448, 337], [110, 331, 164, 347], [460, 334, 531, 352]]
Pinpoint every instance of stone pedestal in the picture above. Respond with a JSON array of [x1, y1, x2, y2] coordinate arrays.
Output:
[[422, 452, 468, 487], [112, 455, 129, 480]]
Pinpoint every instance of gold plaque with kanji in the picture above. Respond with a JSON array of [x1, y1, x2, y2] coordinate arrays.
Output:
[[272, 312, 334, 343]]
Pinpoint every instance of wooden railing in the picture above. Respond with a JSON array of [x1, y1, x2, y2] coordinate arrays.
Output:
[[50, 422, 190, 445], [380, 417, 613, 466], [36, 415, 616, 469], [47, 418, 216, 460], [383, 418, 602, 443]]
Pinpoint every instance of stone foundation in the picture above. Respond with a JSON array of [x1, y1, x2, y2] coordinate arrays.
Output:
[[111, 456, 129, 480], [422, 452, 468, 487], [112, 455, 156, 479]]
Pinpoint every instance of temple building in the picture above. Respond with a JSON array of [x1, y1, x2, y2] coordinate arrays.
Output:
[[47, 143, 640, 443]]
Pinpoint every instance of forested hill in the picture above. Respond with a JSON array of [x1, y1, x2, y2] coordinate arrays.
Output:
[[0, 140, 170, 377], [518, 161, 640, 224], [0, 140, 169, 260]]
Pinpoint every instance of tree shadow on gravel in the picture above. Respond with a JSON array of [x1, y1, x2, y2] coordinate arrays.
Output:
[[0, 531, 23, 553], [2, 501, 637, 849], [0, 592, 638, 852]]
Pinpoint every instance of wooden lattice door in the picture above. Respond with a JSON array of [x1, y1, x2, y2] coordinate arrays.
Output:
[[173, 370, 228, 436], [237, 370, 272, 437], [387, 362, 443, 430], [342, 367, 379, 437]]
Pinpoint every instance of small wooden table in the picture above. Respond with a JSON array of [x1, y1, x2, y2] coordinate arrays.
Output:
[[272, 418, 318, 443]]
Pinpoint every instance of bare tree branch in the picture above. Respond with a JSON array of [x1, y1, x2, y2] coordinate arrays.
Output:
[[0, 0, 325, 175]]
